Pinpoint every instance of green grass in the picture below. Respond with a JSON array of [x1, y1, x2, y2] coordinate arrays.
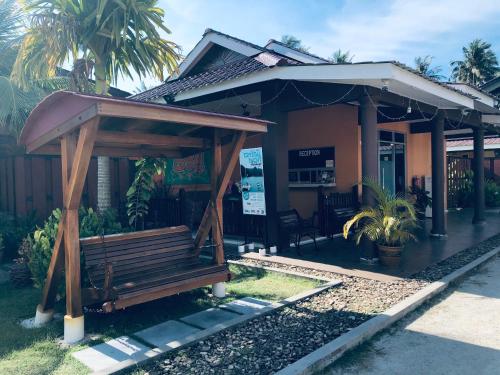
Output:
[[0, 264, 321, 374]]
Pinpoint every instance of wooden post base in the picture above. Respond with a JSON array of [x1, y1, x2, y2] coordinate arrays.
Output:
[[212, 282, 226, 298], [64, 315, 84, 344], [34, 304, 54, 326]]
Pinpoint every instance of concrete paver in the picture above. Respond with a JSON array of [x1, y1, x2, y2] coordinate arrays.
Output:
[[134, 320, 201, 349], [179, 307, 240, 329], [219, 297, 273, 315], [72, 336, 150, 372], [324, 255, 500, 375]]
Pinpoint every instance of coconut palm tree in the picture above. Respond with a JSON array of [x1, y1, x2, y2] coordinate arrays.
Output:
[[329, 49, 353, 63], [451, 39, 499, 86], [13, 0, 181, 211], [414, 55, 444, 81], [280, 35, 310, 53], [0, 0, 42, 135]]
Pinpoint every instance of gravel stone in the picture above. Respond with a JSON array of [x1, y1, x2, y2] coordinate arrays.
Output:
[[132, 234, 500, 375]]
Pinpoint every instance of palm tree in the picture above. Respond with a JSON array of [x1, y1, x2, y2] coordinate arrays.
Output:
[[414, 55, 444, 81], [329, 49, 353, 63], [280, 35, 310, 53], [0, 0, 47, 136], [451, 39, 499, 86], [14, 0, 181, 211]]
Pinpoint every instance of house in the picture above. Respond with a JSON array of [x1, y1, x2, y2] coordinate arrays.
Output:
[[132, 29, 500, 259], [481, 76, 500, 98]]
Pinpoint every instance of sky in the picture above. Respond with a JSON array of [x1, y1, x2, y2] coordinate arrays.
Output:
[[118, 0, 500, 94]]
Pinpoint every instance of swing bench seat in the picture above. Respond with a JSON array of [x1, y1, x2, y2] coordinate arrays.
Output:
[[80, 225, 231, 312]]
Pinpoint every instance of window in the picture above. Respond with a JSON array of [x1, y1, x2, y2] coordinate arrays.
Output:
[[288, 147, 336, 187]]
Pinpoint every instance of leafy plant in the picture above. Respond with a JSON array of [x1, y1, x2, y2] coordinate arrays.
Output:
[[126, 158, 167, 229], [343, 179, 418, 247], [27, 207, 122, 291], [408, 185, 432, 218], [0, 234, 4, 257], [485, 179, 500, 207], [0, 211, 37, 260]]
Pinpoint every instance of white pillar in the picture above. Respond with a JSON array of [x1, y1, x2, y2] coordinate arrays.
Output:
[[64, 315, 85, 344], [212, 282, 226, 298], [34, 304, 54, 326]]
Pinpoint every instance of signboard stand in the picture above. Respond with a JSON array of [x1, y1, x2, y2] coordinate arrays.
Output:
[[239, 147, 268, 249]]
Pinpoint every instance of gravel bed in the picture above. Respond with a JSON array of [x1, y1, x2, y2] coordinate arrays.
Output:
[[131, 234, 500, 375]]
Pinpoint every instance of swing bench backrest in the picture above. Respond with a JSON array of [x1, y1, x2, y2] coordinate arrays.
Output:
[[80, 225, 231, 312]]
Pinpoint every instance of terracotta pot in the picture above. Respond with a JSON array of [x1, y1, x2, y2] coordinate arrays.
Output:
[[377, 244, 402, 268]]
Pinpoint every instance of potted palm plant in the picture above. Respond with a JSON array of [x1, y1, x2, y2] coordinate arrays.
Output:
[[343, 179, 418, 267]]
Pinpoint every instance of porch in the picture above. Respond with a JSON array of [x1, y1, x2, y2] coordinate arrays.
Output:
[[230, 209, 500, 279]]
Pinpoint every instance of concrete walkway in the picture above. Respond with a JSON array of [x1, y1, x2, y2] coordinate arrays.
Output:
[[324, 254, 500, 375]]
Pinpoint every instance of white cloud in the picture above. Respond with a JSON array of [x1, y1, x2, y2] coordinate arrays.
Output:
[[312, 0, 500, 62]]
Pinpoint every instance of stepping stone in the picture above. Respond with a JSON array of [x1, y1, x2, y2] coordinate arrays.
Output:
[[72, 336, 150, 372], [135, 320, 200, 349], [220, 297, 273, 315], [180, 308, 239, 329]]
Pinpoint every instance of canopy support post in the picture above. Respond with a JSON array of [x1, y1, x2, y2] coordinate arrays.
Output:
[[195, 131, 247, 257], [211, 129, 224, 265], [36, 131, 77, 319]]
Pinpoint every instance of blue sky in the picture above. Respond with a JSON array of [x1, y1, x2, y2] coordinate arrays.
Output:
[[119, 0, 500, 93]]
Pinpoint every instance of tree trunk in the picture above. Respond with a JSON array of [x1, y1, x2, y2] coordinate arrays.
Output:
[[94, 61, 111, 212]]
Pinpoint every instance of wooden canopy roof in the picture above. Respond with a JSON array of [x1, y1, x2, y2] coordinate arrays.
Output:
[[20, 91, 269, 157]]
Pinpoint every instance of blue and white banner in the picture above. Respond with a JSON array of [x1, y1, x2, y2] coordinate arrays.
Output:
[[239, 147, 266, 216]]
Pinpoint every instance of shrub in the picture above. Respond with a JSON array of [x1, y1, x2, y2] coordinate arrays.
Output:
[[0, 211, 36, 260], [27, 207, 123, 292], [0, 234, 4, 258], [485, 180, 500, 207]]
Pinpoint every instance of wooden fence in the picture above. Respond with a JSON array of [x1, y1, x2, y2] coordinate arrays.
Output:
[[0, 154, 134, 222]]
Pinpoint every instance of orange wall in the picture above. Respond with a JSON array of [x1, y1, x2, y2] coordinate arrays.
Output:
[[222, 105, 435, 218], [288, 104, 359, 217]]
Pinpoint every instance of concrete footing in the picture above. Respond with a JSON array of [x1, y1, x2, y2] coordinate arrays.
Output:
[[64, 315, 84, 344], [212, 282, 226, 298], [34, 304, 54, 326]]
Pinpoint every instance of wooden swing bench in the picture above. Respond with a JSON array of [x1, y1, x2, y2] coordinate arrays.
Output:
[[20, 91, 268, 342], [81, 225, 231, 312]]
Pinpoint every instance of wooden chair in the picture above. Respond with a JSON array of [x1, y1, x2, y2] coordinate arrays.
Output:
[[277, 209, 319, 255], [80, 225, 231, 312]]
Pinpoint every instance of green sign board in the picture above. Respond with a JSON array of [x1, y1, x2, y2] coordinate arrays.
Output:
[[164, 151, 211, 185]]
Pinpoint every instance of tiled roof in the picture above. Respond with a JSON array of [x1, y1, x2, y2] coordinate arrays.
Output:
[[447, 137, 500, 148], [131, 31, 478, 103], [131, 52, 292, 101]]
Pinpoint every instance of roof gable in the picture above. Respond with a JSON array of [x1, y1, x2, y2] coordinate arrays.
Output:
[[265, 39, 328, 64], [172, 29, 263, 79], [188, 45, 247, 76]]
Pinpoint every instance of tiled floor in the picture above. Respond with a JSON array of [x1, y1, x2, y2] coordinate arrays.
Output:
[[231, 209, 500, 278]]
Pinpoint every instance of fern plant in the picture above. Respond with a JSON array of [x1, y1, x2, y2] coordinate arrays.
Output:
[[343, 179, 418, 247], [126, 158, 167, 229]]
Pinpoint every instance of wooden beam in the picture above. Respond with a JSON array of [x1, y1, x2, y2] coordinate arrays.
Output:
[[194, 131, 247, 256], [97, 131, 210, 148], [65, 118, 99, 209], [38, 131, 77, 312], [33, 144, 184, 158], [97, 101, 268, 133], [26, 104, 98, 154], [39, 212, 66, 311], [211, 129, 223, 265], [64, 209, 82, 317], [217, 131, 247, 201]]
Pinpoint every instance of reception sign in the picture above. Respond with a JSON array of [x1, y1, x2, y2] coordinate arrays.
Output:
[[239, 147, 266, 215], [165, 151, 211, 185]]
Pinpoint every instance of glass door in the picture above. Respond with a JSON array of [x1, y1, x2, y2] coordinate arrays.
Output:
[[378, 131, 406, 195]]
